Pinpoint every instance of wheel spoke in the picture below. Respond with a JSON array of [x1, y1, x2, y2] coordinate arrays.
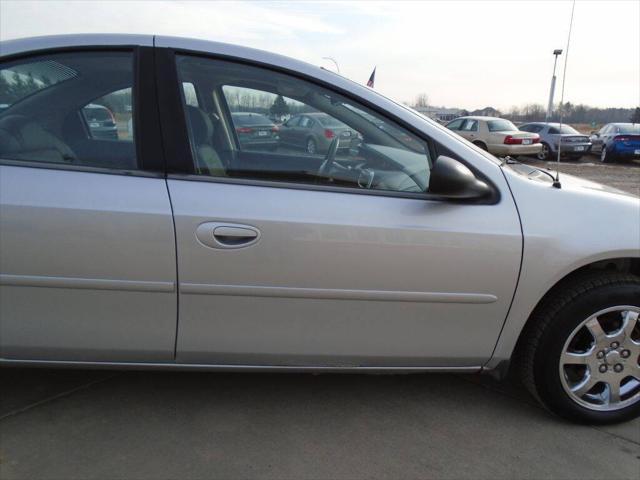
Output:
[[621, 310, 639, 338], [561, 350, 592, 366], [585, 317, 607, 343], [607, 381, 621, 404], [571, 373, 597, 397]]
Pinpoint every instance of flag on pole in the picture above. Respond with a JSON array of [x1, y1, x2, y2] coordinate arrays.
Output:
[[366, 67, 376, 88]]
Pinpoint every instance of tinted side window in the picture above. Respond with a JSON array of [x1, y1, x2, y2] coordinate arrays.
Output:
[[461, 120, 478, 131], [446, 118, 464, 130], [0, 51, 137, 169], [81, 88, 133, 141], [176, 55, 432, 194]]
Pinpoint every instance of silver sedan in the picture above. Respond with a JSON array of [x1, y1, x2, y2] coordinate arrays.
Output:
[[1, 34, 639, 425]]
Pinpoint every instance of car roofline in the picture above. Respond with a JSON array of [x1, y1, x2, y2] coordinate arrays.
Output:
[[0, 33, 154, 57], [0, 34, 509, 172]]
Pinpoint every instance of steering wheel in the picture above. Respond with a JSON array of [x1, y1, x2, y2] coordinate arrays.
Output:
[[317, 137, 340, 179]]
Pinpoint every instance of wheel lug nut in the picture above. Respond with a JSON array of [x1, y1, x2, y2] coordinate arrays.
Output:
[[599, 364, 608, 373], [597, 350, 605, 359], [614, 364, 623, 373], [621, 350, 631, 358], [610, 342, 620, 349]]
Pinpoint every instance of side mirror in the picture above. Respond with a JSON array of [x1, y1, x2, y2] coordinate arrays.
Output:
[[429, 155, 492, 200], [591, 131, 599, 137]]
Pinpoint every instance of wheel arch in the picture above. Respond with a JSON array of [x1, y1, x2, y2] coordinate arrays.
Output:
[[488, 256, 640, 379], [472, 139, 488, 150]]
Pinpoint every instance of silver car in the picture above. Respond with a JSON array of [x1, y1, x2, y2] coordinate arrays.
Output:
[[278, 112, 359, 155], [1, 35, 639, 424], [518, 122, 592, 161]]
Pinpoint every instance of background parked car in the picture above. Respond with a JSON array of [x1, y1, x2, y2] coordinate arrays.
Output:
[[589, 123, 640, 163], [279, 112, 359, 154], [446, 116, 542, 158], [230, 112, 280, 151], [519, 122, 591, 161], [81, 103, 118, 140]]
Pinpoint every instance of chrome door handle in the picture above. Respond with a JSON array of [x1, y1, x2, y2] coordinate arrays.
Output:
[[195, 222, 260, 249]]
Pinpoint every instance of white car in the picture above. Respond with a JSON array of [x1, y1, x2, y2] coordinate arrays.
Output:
[[0, 35, 638, 424], [446, 116, 543, 157]]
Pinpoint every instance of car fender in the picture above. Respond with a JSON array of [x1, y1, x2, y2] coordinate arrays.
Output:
[[486, 167, 640, 370]]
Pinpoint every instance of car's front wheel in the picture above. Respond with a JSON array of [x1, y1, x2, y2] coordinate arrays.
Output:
[[519, 273, 640, 424]]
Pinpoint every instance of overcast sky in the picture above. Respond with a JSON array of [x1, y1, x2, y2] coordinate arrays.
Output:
[[1, 0, 638, 110]]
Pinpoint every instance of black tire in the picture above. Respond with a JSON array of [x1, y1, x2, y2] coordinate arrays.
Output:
[[473, 141, 488, 151], [518, 272, 640, 424], [600, 146, 615, 163], [537, 142, 551, 161], [306, 137, 317, 155]]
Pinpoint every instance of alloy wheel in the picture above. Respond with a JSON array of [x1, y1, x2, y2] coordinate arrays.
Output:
[[559, 306, 640, 411]]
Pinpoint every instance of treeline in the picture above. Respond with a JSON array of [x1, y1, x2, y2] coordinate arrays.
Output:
[[224, 89, 315, 117], [0, 71, 132, 114], [504, 103, 637, 124], [0, 71, 50, 104]]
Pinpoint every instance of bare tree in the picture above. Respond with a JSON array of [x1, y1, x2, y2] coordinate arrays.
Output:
[[414, 93, 429, 108]]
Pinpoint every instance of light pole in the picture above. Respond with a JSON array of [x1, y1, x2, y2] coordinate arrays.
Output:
[[546, 49, 563, 121], [321, 57, 340, 74]]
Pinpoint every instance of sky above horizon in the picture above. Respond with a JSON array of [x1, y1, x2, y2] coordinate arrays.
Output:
[[1, 0, 638, 110]]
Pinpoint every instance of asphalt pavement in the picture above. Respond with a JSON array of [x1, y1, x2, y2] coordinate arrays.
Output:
[[1, 154, 639, 480], [1, 369, 639, 480]]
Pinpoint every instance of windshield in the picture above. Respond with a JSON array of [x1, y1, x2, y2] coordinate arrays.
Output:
[[83, 105, 112, 122], [487, 119, 517, 132], [618, 124, 640, 134]]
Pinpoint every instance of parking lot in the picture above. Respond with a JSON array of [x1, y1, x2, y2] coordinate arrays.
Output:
[[1, 154, 639, 480]]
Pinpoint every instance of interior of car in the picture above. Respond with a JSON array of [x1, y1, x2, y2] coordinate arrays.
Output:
[[0, 52, 136, 170], [176, 55, 433, 193]]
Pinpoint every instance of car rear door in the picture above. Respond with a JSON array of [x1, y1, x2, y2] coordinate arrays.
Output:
[[0, 45, 177, 362]]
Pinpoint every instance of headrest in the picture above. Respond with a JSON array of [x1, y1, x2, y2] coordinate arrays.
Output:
[[186, 106, 214, 144]]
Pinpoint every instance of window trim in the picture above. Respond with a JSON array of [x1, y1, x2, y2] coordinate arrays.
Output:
[[0, 45, 163, 175], [158, 48, 499, 204]]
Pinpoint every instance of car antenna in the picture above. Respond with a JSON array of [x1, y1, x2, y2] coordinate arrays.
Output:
[[553, 0, 577, 189]]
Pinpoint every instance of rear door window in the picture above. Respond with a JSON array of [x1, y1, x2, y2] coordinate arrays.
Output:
[[0, 51, 137, 170], [446, 118, 464, 130], [81, 88, 133, 141]]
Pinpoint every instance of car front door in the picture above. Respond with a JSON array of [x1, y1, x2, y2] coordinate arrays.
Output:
[[0, 48, 177, 362], [162, 50, 522, 368]]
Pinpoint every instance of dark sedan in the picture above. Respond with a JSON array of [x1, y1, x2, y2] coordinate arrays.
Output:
[[231, 112, 279, 151], [81, 103, 118, 140], [278, 112, 359, 155]]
